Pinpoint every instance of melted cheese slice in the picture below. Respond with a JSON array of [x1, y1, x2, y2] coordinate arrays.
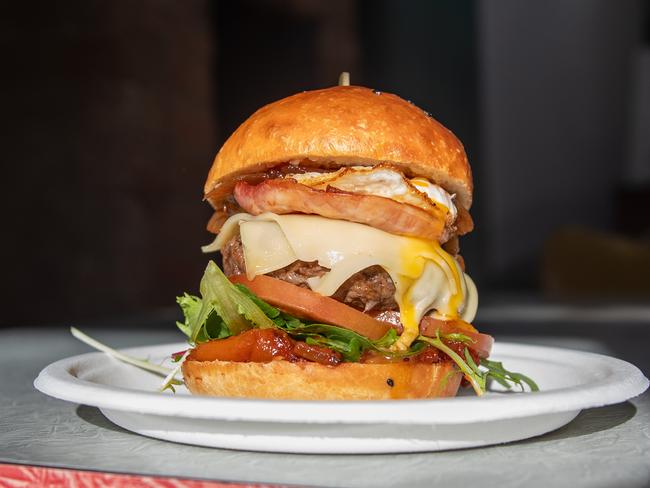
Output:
[[213, 212, 478, 349]]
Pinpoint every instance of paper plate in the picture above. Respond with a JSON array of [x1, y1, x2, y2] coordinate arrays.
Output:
[[34, 342, 648, 453]]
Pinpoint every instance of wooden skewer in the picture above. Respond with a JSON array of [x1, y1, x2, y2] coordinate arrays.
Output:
[[338, 72, 350, 86]]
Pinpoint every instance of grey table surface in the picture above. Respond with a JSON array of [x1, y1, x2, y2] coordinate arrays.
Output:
[[1, 324, 649, 488]]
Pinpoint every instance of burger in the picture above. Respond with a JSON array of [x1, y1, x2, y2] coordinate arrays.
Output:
[[175, 83, 536, 399]]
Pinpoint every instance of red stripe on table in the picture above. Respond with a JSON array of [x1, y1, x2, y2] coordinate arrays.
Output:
[[0, 463, 287, 487]]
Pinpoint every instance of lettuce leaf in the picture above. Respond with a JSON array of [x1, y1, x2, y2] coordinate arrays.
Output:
[[175, 293, 200, 338], [287, 323, 395, 362], [177, 293, 230, 343], [175, 261, 276, 344], [480, 358, 539, 392]]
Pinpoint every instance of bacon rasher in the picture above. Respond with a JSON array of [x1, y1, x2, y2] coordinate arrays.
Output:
[[233, 179, 450, 242]]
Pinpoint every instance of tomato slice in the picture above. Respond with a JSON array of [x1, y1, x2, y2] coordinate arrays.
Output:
[[420, 317, 493, 358], [229, 274, 392, 340]]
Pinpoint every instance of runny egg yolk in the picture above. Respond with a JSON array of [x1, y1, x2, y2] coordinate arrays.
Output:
[[392, 238, 464, 350], [409, 177, 456, 220]]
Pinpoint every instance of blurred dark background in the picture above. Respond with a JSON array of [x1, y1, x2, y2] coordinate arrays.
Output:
[[2, 0, 650, 327]]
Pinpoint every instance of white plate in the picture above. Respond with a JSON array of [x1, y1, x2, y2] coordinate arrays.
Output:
[[34, 342, 648, 454]]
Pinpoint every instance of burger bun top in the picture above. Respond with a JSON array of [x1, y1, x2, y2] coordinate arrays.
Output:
[[205, 85, 473, 209]]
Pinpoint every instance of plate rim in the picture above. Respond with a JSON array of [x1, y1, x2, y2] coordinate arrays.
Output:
[[34, 342, 649, 425]]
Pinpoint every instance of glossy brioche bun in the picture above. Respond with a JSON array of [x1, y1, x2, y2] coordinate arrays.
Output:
[[182, 358, 462, 400], [204, 86, 473, 209]]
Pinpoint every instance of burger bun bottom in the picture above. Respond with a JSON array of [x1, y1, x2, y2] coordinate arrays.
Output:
[[182, 359, 462, 400]]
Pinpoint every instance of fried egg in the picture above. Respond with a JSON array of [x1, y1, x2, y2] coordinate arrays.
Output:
[[288, 166, 457, 222]]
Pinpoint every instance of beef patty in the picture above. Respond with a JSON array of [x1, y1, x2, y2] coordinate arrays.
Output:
[[222, 235, 398, 312]]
